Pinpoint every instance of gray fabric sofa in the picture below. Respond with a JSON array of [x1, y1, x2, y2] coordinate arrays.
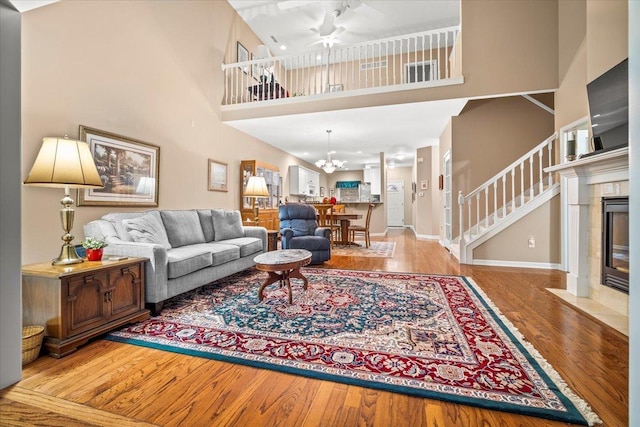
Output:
[[83, 209, 267, 314]]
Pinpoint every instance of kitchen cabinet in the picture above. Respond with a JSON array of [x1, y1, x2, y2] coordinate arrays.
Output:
[[289, 165, 319, 197], [364, 167, 381, 195]]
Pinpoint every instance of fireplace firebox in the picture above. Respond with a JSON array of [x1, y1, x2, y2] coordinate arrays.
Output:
[[601, 196, 629, 293]]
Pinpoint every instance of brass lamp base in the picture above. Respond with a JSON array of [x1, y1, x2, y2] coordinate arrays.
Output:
[[53, 243, 84, 265], [52, 188, 84, 266], [254, 206, 260, 225]]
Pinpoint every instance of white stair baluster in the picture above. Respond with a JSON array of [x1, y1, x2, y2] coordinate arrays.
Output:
[[538, 147, 544, 193], [520, 162, 525, 206], [501, 176, 507, 218], [494, 181, 498, 223], [529, 156, 534, 198]]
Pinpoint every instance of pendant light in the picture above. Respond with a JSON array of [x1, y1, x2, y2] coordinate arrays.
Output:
[[315, 129, 344, 174]]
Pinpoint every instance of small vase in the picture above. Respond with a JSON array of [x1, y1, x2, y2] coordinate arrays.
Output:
[[86, 248, 103, 261]]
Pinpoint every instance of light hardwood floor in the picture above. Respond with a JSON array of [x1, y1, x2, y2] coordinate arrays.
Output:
[[1, 229, 627, 426]]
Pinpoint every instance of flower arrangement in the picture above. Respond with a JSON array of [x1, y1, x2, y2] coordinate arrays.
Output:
[[80, 237, 108, 249]]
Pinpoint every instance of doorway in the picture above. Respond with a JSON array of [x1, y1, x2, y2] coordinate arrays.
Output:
[[443, 151, 452, 247], [387, 181, 404, 227]]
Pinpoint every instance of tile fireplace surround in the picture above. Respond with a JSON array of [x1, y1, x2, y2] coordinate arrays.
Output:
[[546, 147, 629, 335]]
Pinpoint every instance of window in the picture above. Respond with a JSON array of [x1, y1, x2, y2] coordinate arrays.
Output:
[[405, 60, 438, 83]]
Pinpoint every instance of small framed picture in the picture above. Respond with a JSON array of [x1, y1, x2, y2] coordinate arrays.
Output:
[[208, 159, 228, 192], [420, 180, 429, 190], [319, 186, 325, 197], [237, 42, 249, 74], [251, 53, 260, 80]]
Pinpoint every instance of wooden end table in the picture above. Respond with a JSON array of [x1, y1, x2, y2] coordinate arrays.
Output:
[[254, 249, 312, 304], [22, 257, 150, 358]]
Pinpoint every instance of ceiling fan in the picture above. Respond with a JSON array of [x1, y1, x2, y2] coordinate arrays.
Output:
[[278, 0, 384, 47]]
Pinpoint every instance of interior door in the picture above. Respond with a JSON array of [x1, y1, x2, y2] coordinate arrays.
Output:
[[443, 151, 452, 246], [386, 181, 404, 227]]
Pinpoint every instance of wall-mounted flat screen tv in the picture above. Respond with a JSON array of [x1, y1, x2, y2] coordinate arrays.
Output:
[[586, 58, 628, 154]]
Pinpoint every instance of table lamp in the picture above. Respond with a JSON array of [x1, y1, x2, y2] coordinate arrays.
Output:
[[244, 176, 269, 224], [24, 136, 104, 265]]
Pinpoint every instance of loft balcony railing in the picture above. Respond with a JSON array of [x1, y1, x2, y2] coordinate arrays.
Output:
[[221, 26, 462, 106]]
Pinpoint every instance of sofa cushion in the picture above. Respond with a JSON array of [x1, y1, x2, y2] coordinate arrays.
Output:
[[166, 246, 213, 279], [221, 237, 263, 257], [196, 209, 215, 242], [160, 210, 206, 248], [211, 210, 244, 241], [199, 242, 240, 266], [122, 213, 171, 249]]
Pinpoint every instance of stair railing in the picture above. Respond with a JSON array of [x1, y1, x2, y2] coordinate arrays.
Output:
[[458, 133, 557, 247]]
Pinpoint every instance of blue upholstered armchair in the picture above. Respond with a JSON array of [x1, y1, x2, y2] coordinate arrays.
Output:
[[279, 203, 331, 264]]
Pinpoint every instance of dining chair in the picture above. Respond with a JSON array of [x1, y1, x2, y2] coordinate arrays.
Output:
[[348, 203, 375, 248], [316, 205, 340, 247]]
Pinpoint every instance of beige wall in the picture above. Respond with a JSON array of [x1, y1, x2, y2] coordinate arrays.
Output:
[[448, 96, 555, 238], [586, 0, 628, 82], [474, 195, 561, 264], [20, 1, 312, 264], [414, 147, 439, 237]]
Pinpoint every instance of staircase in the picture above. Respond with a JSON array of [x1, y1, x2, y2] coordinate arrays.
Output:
[[455, 133, 559, 264]]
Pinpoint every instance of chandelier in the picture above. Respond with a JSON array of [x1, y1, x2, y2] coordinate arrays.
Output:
[[315, 129, 345, 174]]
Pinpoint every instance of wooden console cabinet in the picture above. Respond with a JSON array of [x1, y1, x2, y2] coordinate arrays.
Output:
[[22, 257, 150, 358]]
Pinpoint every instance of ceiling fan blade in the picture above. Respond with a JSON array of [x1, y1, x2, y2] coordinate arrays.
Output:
[[277, 0, 318, 11], [347, 0, 385, 19]]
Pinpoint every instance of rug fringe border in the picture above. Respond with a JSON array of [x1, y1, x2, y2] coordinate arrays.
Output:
[[461, 276, 602, 427]]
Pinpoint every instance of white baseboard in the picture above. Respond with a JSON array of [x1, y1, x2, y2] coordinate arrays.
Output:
[[415, 233, 439, 240], [472, 259, 562, 270]]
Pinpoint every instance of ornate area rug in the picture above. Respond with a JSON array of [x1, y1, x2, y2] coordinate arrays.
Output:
[[107, 268, 599, 425], [331, 241, 396, 257]]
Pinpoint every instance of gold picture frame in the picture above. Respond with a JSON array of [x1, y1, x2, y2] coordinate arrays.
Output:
[[208, 159, 228, 192], [77, 125, 160, 207]]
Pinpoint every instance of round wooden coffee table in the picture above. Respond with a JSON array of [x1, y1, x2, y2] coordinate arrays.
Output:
[[254, 249, 312, 304]]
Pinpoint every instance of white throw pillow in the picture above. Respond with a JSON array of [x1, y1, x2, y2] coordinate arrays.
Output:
[[122, 213, 171, 249]]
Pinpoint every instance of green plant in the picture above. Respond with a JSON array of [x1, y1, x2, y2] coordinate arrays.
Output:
[[81, 237, 108, 249]]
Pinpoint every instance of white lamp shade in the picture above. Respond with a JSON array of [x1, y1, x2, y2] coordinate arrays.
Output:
[[24, 137, 103, 188], [244, 176, 269, 197]]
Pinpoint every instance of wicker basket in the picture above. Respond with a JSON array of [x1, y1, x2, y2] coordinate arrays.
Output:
[[22, 325, 44, 365]]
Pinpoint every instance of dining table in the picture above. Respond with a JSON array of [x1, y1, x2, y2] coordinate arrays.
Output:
[[329, 212, 363, 246]]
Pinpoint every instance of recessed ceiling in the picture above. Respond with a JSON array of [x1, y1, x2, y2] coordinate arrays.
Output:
[[226, 0, 465, 170]]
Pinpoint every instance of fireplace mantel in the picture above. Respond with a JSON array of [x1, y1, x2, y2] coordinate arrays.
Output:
[[546, 146, 629, 183], [544, 146, 629, 297]]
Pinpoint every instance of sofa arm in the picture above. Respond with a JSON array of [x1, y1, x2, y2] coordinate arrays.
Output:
[[103, 241, 169, 304], [243, 226, 268, 253], [280, 228, 294, 249], [315, 227, 331, 239]]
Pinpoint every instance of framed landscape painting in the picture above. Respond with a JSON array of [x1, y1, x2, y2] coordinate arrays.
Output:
[[208, 159, 228, 192], [77, 125, 160, 207]]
